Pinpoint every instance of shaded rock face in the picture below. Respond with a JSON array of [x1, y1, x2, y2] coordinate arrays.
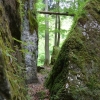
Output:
[[0, 51, 10, 100], [21, 0, 38, 84], [3, 0, 21, 45], [0, 1, 13, 99], [0, 0, 23, 99], [46, 0, 100, 100]]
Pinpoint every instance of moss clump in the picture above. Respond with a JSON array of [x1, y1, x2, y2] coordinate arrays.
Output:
[[51, 46, 60, 65], [37, 91, 46, 99], [28, 10, 38, 34]]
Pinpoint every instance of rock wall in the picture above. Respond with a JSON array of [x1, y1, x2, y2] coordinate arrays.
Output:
[[46, 0, 100, 100], [0, 0, 26, 99], [21, 0, 38, 84]]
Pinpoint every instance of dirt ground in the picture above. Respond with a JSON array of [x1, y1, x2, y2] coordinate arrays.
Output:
[[28, 67, 51, 100]]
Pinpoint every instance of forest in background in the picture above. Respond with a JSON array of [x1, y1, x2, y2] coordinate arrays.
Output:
[[37, 0, 75, 66]]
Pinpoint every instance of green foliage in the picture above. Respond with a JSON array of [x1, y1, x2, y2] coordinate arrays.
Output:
[[38, 53, 45, 65], [37, 91, 46, 99], [0, 39, 28, 99], [36, 0, 45, 10], [37, 0, 73, 66], [13, 37, 35, 55], [26, 94, 32, 100]]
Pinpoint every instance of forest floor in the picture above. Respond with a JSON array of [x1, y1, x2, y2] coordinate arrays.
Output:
[[28, 67, 51, 100]]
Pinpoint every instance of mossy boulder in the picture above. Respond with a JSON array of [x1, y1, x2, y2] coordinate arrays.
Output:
[[46, 0, 100, 100]]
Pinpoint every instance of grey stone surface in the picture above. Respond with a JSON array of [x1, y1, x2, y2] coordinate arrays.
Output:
[[21, 0, 38, 84]]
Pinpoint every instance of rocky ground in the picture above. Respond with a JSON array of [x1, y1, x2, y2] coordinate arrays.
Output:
[[28, 67, 51, 100]]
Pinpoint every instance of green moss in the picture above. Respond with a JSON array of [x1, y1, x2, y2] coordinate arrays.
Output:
[[28, 10, 38, 34], [37, 91, 46, 99], [0, 2, 27, 99], [46, 0, 100, 100], [51, 46, 60, 65]]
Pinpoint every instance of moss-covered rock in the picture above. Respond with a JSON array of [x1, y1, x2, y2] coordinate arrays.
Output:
[[0, 0, 27, 99], [51, 46, 60, 65], [28, 9, 38, 34], [46, 0, 100, 100]]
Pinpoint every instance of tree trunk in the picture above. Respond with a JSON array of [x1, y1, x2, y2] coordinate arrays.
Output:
[[57, 1, 60, 47], [54, 15, 57, 46], [44, 0, 50, 66], [21, 0, 38, 84], [57, 15, 60, 47], [51, 0, 60, 64]]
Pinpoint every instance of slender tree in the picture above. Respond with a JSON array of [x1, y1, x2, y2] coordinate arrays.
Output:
[[56, 0, 60, 47], [51, 0, 61, 65], [44, 0, 50, 66], [54, 14, 57, 46]]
